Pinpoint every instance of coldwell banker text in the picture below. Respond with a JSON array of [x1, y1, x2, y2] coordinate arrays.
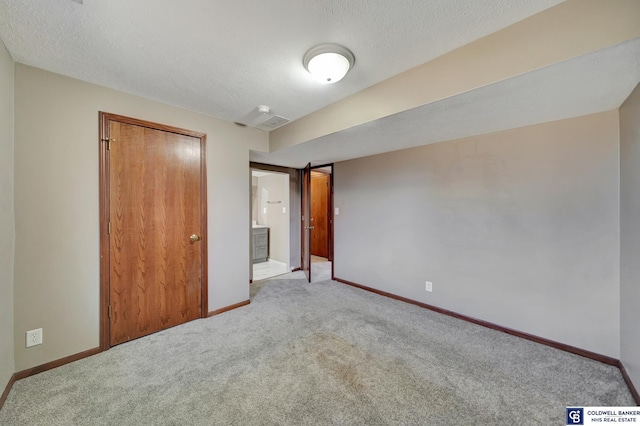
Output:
[[567, 408, 640, 425]]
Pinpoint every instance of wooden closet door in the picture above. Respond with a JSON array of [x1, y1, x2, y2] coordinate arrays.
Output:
[[108, 120, 202, 346]]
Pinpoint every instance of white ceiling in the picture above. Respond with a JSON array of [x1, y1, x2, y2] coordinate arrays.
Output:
[[250, 38, 640, 168], [0, 0, 562, 124]]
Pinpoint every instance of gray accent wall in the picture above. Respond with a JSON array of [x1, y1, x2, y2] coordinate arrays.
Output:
[[0, 40, 15, 393], [334, 111, 621, 358], [620, 82, 640, 388]]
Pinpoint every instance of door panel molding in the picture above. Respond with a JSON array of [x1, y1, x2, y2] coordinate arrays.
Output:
[[99, 112, 208, 350]]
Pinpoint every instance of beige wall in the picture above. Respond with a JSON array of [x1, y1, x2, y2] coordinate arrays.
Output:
[[620, 82, 640, 389], [256, 173, 289, 265], [335, 111, 621, 357], [13, 64, 267, 371], [0, 41, 15, 392]]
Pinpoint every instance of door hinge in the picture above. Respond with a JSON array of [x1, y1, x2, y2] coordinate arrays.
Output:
[[101, 138, 115, 150], [108, 305, 112, 318], [108, 222, 111, 234]]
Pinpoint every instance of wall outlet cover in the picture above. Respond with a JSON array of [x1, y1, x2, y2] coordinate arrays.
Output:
[[26, 328, 43, 347], [425, 281, 433, 292]]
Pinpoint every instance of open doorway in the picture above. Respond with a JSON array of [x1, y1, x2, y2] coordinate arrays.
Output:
[[310, 165, 333, 283], [251, 169, 290, 281]]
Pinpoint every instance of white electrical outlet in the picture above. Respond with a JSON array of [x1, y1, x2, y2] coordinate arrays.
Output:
[[26, 328, 43, 348], [425, 281, 433, 292]]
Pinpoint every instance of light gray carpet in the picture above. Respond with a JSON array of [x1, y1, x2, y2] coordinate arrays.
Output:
[[0, 269, 634, 425], [311, 259, 332, 283]]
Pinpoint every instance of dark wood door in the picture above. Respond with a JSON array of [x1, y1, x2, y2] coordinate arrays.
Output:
[[302, 163, 311, 282], [310, 172, 330, 258], [107, 118, 204, 346]]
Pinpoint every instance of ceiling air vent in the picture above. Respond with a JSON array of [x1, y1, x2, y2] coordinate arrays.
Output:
[[256, 115, 289, 131], [235, 105, 289, 131]]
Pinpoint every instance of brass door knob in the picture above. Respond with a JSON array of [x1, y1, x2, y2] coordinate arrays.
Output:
[[190, 234, 201, 242]]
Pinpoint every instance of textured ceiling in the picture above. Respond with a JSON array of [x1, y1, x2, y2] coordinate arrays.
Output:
[[250, 38, 640, 168], [0, 0, 563, 123]]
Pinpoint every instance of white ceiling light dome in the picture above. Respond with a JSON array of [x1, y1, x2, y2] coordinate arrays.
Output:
[[303, 44, 355, 84]]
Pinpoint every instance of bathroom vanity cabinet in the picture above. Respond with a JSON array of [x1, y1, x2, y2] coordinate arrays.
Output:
[[252, 226, 269, 263]]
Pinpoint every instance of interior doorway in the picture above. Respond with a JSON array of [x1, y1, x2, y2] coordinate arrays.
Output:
[[310, 170, 331, 259], [306, 165, 333, 283], [251, 169, 290, 281]]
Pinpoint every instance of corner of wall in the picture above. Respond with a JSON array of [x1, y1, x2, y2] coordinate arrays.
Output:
[[619, 82, 640, 395], [0, 37, 16, 405]]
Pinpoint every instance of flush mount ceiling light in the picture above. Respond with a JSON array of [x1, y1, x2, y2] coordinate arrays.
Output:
[[303, 44, 355, 84]]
